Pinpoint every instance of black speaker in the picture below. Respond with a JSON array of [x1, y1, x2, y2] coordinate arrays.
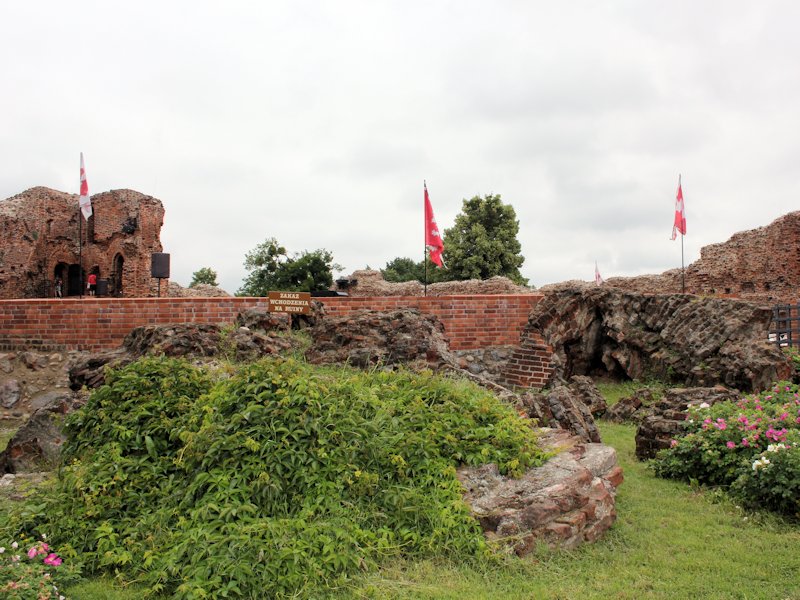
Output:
[[151, 253, 170, 279]]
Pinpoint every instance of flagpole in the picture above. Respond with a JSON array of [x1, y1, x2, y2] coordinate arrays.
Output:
[[681, 233, 685, 293], [423, 180, 428, 297], [78, 209, 83, 299], [679, 173, 685, 293]]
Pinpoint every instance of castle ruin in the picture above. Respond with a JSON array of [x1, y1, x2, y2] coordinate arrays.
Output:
[[0, 187, 166, 298]]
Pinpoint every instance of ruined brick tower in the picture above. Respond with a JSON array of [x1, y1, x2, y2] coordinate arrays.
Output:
[[0, 187, 166, 298]]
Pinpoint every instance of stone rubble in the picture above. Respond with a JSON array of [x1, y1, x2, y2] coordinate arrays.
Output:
[[0, 390, 85, 474], [304, 308, 456, 370], [334, 269, 534, 297], [633, 386, 741, 460], [519, 378, 603, 444], [525, 287, 791, 392], [458, 428, 622, 554]]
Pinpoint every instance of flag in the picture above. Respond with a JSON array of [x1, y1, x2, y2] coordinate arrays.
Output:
[[595, 261, 604, 286], [424, 182, 444, 267], [79, 152, 92, 220], [670, 175, 686, 240]]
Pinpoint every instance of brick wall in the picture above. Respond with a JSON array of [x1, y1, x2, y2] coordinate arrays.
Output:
[[0, 297, 269, 351], [0, 294, 544, 354], [499, 332, 555, 389], [320, 294, 541, 350]]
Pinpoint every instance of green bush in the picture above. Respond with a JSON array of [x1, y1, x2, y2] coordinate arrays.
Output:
[[653, 382, 800, 516], [730, 430, 800, 516], [7, 357, 545, 598]]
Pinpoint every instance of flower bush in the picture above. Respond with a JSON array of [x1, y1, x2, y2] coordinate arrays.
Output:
[[731, 431, 800, 515], [0, 535, 80, 600], [653, 382, 800, 516]]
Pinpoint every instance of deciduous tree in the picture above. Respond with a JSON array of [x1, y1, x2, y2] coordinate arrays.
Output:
[[442, 194, 527, 285], [237, 238, 341, 296], [189, 267, 218, 287]]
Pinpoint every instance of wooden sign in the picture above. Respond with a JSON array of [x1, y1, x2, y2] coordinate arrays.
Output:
[[268, 291, 312, 314]]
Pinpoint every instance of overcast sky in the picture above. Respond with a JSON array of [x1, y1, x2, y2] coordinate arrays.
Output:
[[2, 1, 799, 293]]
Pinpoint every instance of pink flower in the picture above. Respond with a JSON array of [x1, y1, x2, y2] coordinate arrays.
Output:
[[670, 439, 679, 448], [715, 418, 727, 431], [766, 428, 787, 442], [779, 412, 789, 421], [43, 553, 62, 566], [27, 546, 38, 559], [741, 438, 750, 447], [737, 415, 749, 425], [726, 441, 736, 449]]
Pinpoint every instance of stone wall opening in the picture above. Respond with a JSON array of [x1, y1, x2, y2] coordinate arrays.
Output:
[[66, 264, 83, 296]]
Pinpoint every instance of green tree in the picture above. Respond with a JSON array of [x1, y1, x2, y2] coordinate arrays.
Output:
[[237, 237, 341, 296], [382, 257, 424, 282], [381, 256, 448, 284], [189, 267, 218, 287], [442, 194, 528, 285]]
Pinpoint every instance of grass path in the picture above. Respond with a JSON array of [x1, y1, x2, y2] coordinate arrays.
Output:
[[339, 423, 800, 600]]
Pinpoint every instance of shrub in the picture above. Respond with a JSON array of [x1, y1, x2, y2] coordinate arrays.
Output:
[[784, 347, 800, 383], [653, 382, 800, 516], [9, 357, 545, 599], [730, 431, 800, 516], [0, 535, 81, 599]]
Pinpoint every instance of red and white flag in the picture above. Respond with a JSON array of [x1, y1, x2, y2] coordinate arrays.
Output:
[[424, 182, 444, 267], [79, 152, 92, 220], [670, 175, 686, 240], [595, 262, 604, 286]]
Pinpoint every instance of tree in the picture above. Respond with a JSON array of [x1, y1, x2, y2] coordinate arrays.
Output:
[[382, 257, 424, 283], [189, 267, 218, 287], [381, 256, 449, 284], [237, 237, 341, 296], [442, 194, 528, 285]]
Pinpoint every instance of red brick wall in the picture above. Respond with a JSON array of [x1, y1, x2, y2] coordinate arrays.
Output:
[[499, 332, 555, 389], [0, 294, 543, 353], [320, 294, 542, 350]]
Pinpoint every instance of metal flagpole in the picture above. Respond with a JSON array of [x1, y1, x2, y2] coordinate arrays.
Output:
[[424, 180, 428, 297], [79, 209, 83, 299], [679, 173, 685, 293], [681, 233, 685, 293]]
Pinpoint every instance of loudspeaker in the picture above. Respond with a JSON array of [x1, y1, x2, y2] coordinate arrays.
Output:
[[151, 253, 170, 279]]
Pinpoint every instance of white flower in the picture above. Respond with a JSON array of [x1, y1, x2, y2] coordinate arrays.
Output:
[[41, 533, 47, 540], [752, 457, 772, 471], [11, 541, 18, 549], [0, 547, 5, 554], [699, 402, 711, 409]]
